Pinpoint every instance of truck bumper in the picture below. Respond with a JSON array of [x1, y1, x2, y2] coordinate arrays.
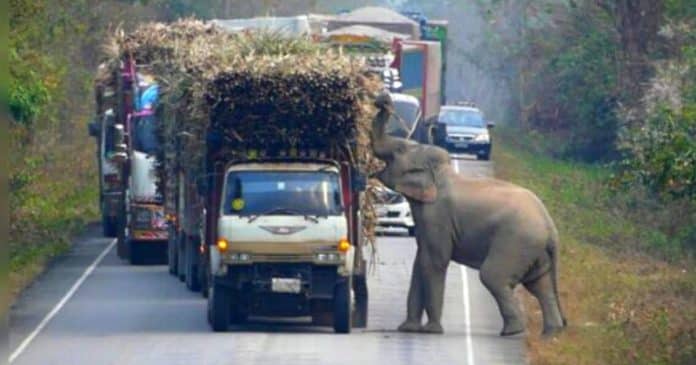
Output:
[[442, 141, 491, 156], [215, 263, 342, 317], [131, 230, 168, 241]]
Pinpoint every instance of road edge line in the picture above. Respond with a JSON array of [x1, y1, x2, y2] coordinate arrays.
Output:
[[452, 158, 475, 365], [461, 266, 476, 365], [9, 238, 117, 363]]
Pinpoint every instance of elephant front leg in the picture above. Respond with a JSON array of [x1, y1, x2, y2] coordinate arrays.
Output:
[[420, 266, 447, 334], [397, 253, 426, 332]]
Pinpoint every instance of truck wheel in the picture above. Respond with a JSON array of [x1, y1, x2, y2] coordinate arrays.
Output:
[[177, 233, 186, 282], [102, 213, 117, 237], [116, 214, 127, 260], [333, 277, 352, 334], [200, 252, 209, 298], [352, 275, 368, 328], [167, 227, 177, 275], [185, 239, 201, 292], [208, 283, 230, 332], [128, 240, 144, 265], [229, 290, 248, 325], [408, 226, 416, 237]]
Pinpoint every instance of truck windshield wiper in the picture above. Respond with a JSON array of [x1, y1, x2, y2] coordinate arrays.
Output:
[[247, 207, 319, 224]]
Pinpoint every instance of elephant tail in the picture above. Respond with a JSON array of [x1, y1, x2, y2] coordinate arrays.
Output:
[[546, 236, 567, 327]]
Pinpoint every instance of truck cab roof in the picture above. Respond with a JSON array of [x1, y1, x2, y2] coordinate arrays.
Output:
[[226, 160, 340, 173], [441, 105, 482, 114]]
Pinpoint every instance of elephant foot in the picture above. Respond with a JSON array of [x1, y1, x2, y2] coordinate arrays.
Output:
[[397, 320, 422, 333], [420, 321, 444, 334], [541, 325, 566, 338], [500, 320, 525, 337]]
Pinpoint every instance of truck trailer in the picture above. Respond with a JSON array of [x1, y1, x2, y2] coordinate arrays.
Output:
[[92, 58, 168, 264]]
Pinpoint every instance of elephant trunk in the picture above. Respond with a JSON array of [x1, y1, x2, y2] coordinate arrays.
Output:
[[371, 92, 405, 161], [371, 104, 393, 160]]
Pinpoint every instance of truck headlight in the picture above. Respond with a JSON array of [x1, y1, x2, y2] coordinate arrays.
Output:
[[229, 252, 251, 263], [474, 133, 490, 142], [314, 252, 341, 263]]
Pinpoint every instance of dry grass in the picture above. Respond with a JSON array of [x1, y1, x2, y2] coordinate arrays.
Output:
[[494, 133, 696, 365]]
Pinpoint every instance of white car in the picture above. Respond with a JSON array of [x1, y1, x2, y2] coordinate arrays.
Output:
[[374, 186, 415, 236]]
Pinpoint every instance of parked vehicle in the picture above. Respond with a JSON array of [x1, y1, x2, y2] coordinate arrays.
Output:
[[433, 105, 495, 160], [374, 186, 415, 236]]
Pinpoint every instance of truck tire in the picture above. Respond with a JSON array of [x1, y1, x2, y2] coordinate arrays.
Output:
[[408, 226, 416, 237], [128, 239, 144, 265], [333, 277, 352, 334], [116, 208, 127, 260], [199, 251, 209, 298], [177, 233, 186, 282], [352, 275, 368, 328], [167, 227, 177, 275], [208, 282, 230, 332], [185, 238, 201, 292], [229, 290, 248, 325], [102, 213, 117, 237]]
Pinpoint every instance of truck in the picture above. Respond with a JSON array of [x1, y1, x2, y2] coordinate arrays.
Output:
[[92, 58, 168, 264], [89, 74, 122, 238], [104, 21, 379, 333], [391, 39, 442, 121], [400, 12, 449, 105], [162, 98, 372, 333], [202, 146, 370, 333], [320, 7, 445, 124]]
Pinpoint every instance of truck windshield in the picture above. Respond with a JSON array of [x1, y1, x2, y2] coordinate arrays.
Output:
[[133, 115, 158, 154], [439, 109, 485, 128], [387, 99, 420, 138], [223, 170, 343, 217]]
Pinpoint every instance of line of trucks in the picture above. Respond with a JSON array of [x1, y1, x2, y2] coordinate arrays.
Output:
[[88, 7, 448, 333]]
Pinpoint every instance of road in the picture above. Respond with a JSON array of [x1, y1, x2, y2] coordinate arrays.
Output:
[[9, 156, 524, 365]]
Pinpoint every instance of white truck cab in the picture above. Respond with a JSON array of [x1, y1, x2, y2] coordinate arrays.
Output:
[[208, 159, 358, 333]]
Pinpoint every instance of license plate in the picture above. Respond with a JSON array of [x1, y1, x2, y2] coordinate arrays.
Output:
[[455, 142, 469, 148], [271, 278, 302, 293]]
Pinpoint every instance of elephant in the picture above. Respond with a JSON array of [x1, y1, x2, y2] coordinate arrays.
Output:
[[370, 93, 566, 336]]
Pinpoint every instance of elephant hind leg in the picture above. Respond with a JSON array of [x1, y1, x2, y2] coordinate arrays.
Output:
[[479, 264, 525, 337], [523, 271, 565, 336]]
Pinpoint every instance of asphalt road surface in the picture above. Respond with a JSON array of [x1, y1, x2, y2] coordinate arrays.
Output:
[[10, 154, 524, 365]]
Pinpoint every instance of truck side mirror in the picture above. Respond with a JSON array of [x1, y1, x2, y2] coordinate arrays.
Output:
[[110, 124, 128, 164], [487, 121, 496, 129], [351, 168, 367, 192], [88, 120, 100, 137]]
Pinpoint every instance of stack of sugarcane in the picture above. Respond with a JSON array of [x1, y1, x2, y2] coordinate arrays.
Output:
[[100, 19, 384, 246]]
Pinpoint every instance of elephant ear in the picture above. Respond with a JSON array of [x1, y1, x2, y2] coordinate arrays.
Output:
[[395, 169, 438, 203]]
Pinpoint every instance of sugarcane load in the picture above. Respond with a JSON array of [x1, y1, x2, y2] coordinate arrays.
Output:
[[96, 19, 382, 333]]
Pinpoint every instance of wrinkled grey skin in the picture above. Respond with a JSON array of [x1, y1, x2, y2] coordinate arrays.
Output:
[[371, 93, 566, 336]]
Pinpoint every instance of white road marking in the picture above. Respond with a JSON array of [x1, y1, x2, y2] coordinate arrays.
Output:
[[9, 238, 117, 363], [452, 159, 475, 365], [461, 266, 476, 365]]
